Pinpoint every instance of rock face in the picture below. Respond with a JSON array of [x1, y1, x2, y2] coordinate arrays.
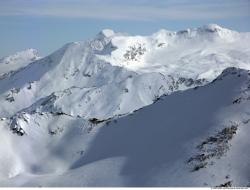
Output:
[[0, 24, 250, 187], [187, 123, 239, 172]]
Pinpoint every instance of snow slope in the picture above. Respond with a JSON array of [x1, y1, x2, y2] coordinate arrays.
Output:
[[0, 67, 249, 187], [0, 49, 40, 78], [0, 24, 249, 119], [0, 24, 250, 187], [99, 24, 250, 79]]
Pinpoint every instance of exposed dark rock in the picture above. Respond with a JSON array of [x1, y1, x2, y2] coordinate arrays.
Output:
[[6, 96, 15, 102], [89, 118, 106, 124], [124, 88, 129, 93], [12, 127, 25, 136], [187, 123, 239, 172], [83, 73, 91, 77], [191, 162, 208, 172], [157, 43, 165, 47], [216, 181, 232, 187], [124, 43, 146, 61], [48, 127, 64, 136], [233, 97, 242, 104]]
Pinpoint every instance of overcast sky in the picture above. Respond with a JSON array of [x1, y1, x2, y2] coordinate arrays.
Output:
[[0, 0, 249, 57]]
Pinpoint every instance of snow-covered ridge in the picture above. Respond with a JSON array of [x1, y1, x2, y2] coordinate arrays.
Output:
[[0, 49, 39, 64], [0, 24, 249, 119], [0, 49, 41, 79], [0, 24, 250, 186], [0, 67, 250, 186], [97, 24, 250, 76]]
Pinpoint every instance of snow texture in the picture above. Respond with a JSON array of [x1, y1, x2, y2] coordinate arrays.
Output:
[[0, 24, 250, 187]]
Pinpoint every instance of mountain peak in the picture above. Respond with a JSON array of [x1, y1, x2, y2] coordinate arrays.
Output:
[[201, 23, 224, 32], [98, 29, 115, 38], [0, 48, 41, 77], [1, 48, 39, 60], [197, 24, 236, 36]]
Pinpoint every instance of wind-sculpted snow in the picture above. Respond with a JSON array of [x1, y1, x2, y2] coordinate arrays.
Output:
[[0, 24, 250, 187]]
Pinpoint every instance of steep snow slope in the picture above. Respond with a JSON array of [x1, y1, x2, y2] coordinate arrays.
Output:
[[0, 67, 249, 187], [0, 49, 40, 78]]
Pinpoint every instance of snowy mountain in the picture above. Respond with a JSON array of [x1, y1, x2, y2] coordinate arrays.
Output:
[[0, 24, 249, 187], [0, 49, 40, 79]]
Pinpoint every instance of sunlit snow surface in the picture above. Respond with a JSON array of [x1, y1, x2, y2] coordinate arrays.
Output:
[[0, 24, 250, 187]]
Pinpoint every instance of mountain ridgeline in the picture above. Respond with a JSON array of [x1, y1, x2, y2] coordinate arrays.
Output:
[[0, 24, 250, 187]]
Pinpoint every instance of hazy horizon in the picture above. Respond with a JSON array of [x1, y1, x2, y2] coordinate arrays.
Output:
[[0, 0, 249, 57]]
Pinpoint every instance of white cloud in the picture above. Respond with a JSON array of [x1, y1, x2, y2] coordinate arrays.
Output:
[[0, 0, 249, 21]]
